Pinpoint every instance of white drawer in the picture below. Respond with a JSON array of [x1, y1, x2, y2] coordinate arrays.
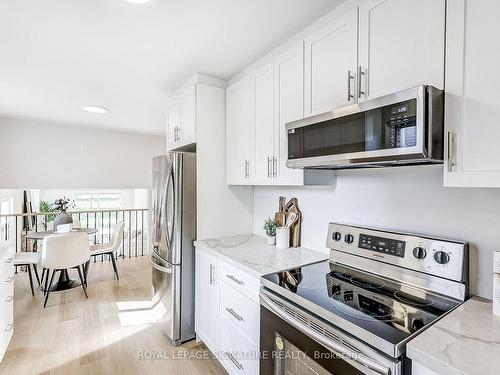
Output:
[[0, 266, 14, 302], [218, 317, 259, 375], [0, 245, 14, 264], [0, 297, 14, 361], [217, 260, 260, 303], [219, 280, 260, 346]]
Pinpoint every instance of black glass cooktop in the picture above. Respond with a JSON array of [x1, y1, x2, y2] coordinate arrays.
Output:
[[262, 260, 460, 346]]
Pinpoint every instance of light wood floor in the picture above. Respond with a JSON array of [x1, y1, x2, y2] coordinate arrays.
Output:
[[0, 256, 225, 375]]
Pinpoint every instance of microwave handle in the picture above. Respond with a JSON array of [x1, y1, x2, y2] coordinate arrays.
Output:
[[261, 293, 392, 375]]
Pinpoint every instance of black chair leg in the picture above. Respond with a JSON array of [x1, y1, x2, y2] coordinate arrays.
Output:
[[43, 268, 49, 295], [44, 270, 56, 308], [110, 253, 119, 280], [27, 264, 35, 297], [33, 264, 41, 286], [84, 260, 90, 282], [41, 268, 46, 287], [77, 266, 88, 299]]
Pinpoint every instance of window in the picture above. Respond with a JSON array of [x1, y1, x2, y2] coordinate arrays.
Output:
[[73, 192, 122, 210]]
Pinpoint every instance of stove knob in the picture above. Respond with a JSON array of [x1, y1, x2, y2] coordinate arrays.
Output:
[[344, 234, 354, 244], [434, 251, 450, 265], [332, 231, 342, 241], [412, 247, 427, 260]]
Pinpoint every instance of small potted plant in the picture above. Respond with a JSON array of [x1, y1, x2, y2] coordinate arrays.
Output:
[[263, 217, 277, 245], [52, 197, 75, 229]]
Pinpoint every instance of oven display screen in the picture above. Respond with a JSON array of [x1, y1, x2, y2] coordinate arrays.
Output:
[[359, 234, 405, 258]]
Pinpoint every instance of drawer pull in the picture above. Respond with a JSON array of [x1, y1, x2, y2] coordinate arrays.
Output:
[[4, 257, 13, 264], [5, 295, 13, 302], [225, 307, 244, 322], [5, 323, 13, 333], [226, 274, 244, 285], [5, 276, 14, 283], [226, 352, 244, 370]]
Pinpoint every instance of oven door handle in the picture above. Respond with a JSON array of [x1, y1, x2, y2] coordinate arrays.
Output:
[[260, 293, 392, 375]]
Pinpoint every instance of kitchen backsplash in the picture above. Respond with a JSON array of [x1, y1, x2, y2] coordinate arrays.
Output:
[[253, 165, 500, 299]]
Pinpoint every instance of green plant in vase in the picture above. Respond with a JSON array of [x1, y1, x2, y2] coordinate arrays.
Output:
[[39, 200, 56, 230], [263, 217, 277, 245]]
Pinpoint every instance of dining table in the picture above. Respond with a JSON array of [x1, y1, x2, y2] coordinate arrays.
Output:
[[25, 228, 98, 291]]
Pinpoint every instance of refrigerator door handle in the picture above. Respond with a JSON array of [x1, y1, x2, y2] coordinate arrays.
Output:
[[160, 164, 176, 258], [150, 252, 173, 274]]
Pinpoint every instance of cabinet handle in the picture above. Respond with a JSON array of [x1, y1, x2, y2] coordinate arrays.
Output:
[[209, 264, 215, 285], [244, 160, 249, 179], [273, 156, 277, 178], [447, 131, 455, 173], [226, 274, 244, 285], [5, 276, 14, 283], [225, 307, 244, 322], [4, 257, 13, 264], [4, 323, 13, 333], [347, 70, 354, 101], [226, 352, 244, 370], [5, 295, 13, 303], [173, 127, 178, 142], [267, 157, 272, 178], [357, 66, 365, 99]]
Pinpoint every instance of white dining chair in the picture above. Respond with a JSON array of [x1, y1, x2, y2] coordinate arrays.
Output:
[[41, 232, 90, 308], [85, 222, 125, 281], [13, 252, 41, 297]]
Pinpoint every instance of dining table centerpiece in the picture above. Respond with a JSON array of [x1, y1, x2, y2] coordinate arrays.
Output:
[[52, 197, 75, 229]]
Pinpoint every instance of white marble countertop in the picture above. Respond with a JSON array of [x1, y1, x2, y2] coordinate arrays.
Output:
[[407, 297, 500, 375], [194, 234, 328, 277]]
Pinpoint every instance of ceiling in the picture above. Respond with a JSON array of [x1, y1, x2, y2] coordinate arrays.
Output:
[[0, 0, 340, 135]]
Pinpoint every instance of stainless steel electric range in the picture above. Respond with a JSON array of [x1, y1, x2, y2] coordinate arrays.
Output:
[[260, 223, 469, 375]]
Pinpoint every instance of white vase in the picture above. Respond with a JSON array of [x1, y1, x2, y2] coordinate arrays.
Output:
[[267, 235, 276, 245]]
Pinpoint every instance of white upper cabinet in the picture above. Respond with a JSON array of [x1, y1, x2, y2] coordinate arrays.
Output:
[[166, 75, 225, 151], [304, 7, 358, 116], [444, 0, 500, 187], [358, 0, 445, 101], [253, 62, 275, 185], [226, 76, 253, 185], [178, 83, 197, 146], [166, 84, 196, 150], [274, 43, 305, 185], [166, 100, 180, 151]]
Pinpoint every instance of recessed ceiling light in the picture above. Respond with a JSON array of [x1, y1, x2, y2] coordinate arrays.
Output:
[[83, 105, 108, 114], [124, 0, 151, 3]]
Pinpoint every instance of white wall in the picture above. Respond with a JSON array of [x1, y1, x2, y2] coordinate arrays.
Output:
[[0, 117, 164, 189], [253, 165, 500, 299]]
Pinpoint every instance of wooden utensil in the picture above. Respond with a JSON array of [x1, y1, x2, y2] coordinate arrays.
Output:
[[274, 196, 286, 227]]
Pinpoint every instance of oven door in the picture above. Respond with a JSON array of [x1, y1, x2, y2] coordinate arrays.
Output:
[[260, 290, 401, 375]]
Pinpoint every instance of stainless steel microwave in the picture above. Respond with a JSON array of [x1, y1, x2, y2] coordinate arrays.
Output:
[[286, 85, 444, 169]]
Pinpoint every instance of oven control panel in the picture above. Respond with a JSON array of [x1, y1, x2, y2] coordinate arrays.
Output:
[[326, 223, 469, 283], [358, 233, 406, 258]]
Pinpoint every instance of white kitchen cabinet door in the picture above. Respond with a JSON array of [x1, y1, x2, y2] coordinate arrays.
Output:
[[273, 43, 305, 186], [166, 100, 180, 151], [358, 0, 445, 101], [304, 7, 358, 116], [179, 83, 197, 146], [444, 0, 500, 187], [226, 77, 253, 185], [194, 248, 218, 353], [252, 62, 275, 185]]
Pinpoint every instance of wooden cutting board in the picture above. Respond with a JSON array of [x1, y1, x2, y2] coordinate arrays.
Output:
[[284, 198, 302, 247]]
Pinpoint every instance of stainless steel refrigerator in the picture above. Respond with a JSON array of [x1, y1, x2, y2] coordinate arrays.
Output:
[[150, 153, 196, 346]]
